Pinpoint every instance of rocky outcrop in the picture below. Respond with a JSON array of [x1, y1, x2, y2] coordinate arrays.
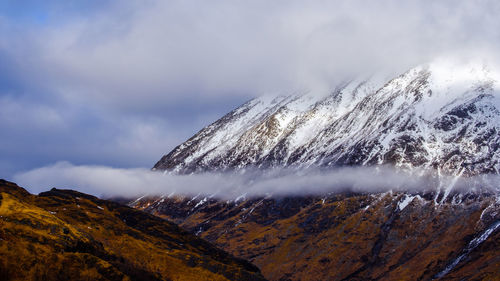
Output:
[[133, 191, 500, 281]]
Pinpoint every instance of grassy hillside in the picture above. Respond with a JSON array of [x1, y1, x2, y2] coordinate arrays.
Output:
[[0, 179, 266, 281]]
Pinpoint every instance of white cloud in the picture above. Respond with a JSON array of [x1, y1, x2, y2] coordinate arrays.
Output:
[[13, 162, 498, 199], [5, 0, 500, 110]]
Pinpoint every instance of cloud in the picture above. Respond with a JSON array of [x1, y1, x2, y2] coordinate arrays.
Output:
[[4, 0, 500, 108], [0, 96, 65, 130], [13, 162, 498, 199], [40, 1, 500, 96]]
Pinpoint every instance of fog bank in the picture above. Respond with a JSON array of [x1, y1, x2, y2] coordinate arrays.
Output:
[[12, 162, 499, 199]]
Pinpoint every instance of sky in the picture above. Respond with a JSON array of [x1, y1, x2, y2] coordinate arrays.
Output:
[[1, 0, 500, 194]]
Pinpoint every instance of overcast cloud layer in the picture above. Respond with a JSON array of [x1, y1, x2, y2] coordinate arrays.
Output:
[[2, 0, 500, 188]]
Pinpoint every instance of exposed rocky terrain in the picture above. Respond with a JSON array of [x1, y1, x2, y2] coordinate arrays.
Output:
[[0, 179, 266, 281], [133, 191, 500, 281]]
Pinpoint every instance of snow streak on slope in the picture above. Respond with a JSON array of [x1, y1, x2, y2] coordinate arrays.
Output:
[[154, 59, 500, 178], [434, 220, 500, 279]]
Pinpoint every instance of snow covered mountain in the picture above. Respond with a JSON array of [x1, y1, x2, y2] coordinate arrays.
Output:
[[154, 59, 500, 177], [141, 59, 500, 281]]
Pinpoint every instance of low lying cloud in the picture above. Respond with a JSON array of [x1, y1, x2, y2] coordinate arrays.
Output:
[[13, 162, 499, 199]]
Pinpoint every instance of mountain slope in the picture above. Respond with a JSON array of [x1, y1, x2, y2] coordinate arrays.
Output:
[[154, 60, 500, 177], [0, 179, 266, 281], [133, 192, 500, 281]]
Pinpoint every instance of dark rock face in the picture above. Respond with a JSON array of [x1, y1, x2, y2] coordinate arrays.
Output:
[[133, 192, 500, 281]]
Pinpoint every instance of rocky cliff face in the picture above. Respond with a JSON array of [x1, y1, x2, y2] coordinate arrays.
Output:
[[154, 60, 500, 177]]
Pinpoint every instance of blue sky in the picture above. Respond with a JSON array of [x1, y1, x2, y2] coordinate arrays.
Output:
[[0, 0, 112, 25], [1, 0, 500, 186]]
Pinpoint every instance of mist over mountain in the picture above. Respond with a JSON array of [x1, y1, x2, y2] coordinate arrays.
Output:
[[14, 59, 500, 200]]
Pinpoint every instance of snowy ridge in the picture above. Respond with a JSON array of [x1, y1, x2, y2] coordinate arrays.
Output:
[[154, 59, 500, 178]]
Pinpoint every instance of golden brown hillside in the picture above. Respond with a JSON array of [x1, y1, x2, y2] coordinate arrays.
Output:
[[135, 192, 500, 281], [0, 179, 266, 281]]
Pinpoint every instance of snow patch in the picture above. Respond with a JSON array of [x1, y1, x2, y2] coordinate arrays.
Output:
[[398, 195, 416, 211]]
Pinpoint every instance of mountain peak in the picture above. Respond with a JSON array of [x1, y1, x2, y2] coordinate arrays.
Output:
[[154, 61, 500, 178]]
